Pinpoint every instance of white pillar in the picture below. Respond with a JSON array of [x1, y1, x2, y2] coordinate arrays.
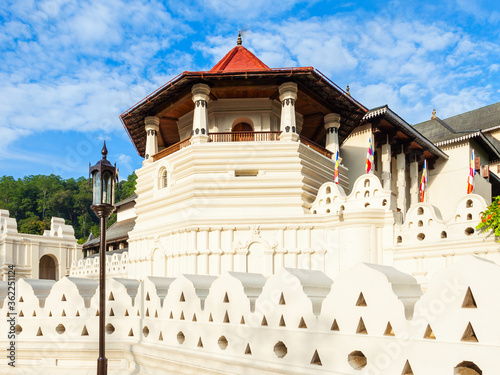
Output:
[[381, 140, 391, 190], [144, 116, 160, 163], [409, 159, 419, 206], [279, 82, 299, 142], [397, 151, 407, 215], [191, 83, 210, 144], [212, 228, 222, 275], [324, 113, 341, 154]]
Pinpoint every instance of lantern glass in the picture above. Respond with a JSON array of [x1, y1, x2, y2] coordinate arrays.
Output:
[[102, 171, 113, 205], [92, 171, 101, 205]]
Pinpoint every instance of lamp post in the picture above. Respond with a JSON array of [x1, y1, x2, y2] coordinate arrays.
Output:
[[89, 141, 118, 375]]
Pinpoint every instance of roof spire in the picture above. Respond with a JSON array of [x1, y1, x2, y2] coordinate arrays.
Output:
[[101, 141, 108, 159], [237, 31, 242, 46], [346, 84, 351, 96], [431, 108, 436, 119]]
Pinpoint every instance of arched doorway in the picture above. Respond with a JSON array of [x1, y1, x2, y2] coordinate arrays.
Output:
[[232, 122, 254, 141], [39, 255, 57, 280]]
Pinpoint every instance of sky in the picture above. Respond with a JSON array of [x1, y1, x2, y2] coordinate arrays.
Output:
[[1, 0, 499, 180]]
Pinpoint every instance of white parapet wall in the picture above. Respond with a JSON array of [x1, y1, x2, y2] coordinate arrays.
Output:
[[0, 210, 82, 281], [1, 256, 497, 374]]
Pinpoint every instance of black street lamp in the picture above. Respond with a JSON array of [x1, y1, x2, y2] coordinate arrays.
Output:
[[89, 141, 118, 375]]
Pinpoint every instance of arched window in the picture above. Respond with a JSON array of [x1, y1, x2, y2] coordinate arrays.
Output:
[[162, 170, 168, 188], [158, 168, 168, 189], [232, 123, 254, 141]]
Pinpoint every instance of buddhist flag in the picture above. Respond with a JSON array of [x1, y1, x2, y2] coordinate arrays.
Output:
[[419, 160, 428, 202], [334, 150, 339, 184], [366, 137, 374, 174], [467, 149, 475, 194]]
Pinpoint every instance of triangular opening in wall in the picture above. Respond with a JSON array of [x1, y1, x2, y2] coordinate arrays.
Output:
[[356, 317, 367, 334], [61, 310, 66, 317], [424, 324, 436, 339], [384, 322, 395, 336], [76, 310, 80, 317], [462, 287, 477, 308], [19, 310, 24, 317], [158, 331, 163, 341], [240, 316, 245, 324], [261, 316, 268, 326], [298, 317, 307, 329], [223, 311, 230, 323], [19, 296, 24, 302], [61, 294, 67, 302], [197, 337, 203, 348], [96, 310, 99, 316], [146, 292, 150, 301], [180, 292, 185, 302], [49, 311, 52, 317], [128, 328, 134, 337], [169, 311, 174, 319], [124, 310, 129, 317], [108, 292, 114, 301], [331, 319, 340, 331], [461, 322, 478, 342], [310, 350, 322, 366], [32, 310, 36, 317], [223, 292, 230, 303], [356, 292, 367, 307], [109, 308, 115, 317], [155, 310, 158, 318], [279, 292, 286, 305], [192, 313, 197, 322], [180, 311, 185, 320], [245, 343, 252, 355], [279, 315, 286, 327], [209, 313, 213, 322], [36, 327, 43, 336], [401, 360, 414, 375], [146, 308, 150, 317], [81, 326, 89, 336]]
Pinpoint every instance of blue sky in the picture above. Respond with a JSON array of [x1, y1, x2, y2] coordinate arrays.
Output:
[[1, 0, 499, 180]]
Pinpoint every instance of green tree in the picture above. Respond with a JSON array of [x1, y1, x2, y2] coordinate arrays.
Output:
[[0, 172, 137, 242], [477, 196, 500, 238]]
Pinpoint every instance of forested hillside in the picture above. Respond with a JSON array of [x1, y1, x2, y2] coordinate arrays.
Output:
[[0, 173, 137, 243]]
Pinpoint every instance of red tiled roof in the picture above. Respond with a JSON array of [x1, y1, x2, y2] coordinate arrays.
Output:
[[210, 46, 270, 72]]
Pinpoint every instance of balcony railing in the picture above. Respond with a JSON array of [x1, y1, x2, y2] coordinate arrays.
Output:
[[209, 131, 281, 142], [152, 132, 333, 162], [299, 136, 333, 159], [153, 137, 192, 161]]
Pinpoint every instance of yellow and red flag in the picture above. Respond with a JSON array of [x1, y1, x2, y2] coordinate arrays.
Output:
[[467, 149, 475, 194], [366, 137, 374, 174], [419, 160, 428, 202], [334, 150, 339, 184]]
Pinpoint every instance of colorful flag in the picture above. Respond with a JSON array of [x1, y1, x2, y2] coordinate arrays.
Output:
[[334, 151, 339, 184], [420, 160, 428, 202], [366, 137, 374, 174], [467, 149, 475, 194]]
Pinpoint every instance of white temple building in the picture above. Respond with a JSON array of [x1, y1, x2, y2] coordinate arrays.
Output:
[[71, 37, 500, 285], [3, 36, 500, 375]]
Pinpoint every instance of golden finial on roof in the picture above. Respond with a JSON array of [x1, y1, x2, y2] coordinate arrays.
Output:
[[346, 84, 351, 96], [237, 31, 242, 46], [431, 108, 436, 119]]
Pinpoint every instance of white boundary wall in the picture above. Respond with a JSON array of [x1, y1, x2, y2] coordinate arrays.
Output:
[[1, 256, 497, 374]]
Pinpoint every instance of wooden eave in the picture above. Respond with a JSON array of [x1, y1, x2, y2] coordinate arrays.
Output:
[[120, 68, 367, 157], [363, 106, 448, 164]]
